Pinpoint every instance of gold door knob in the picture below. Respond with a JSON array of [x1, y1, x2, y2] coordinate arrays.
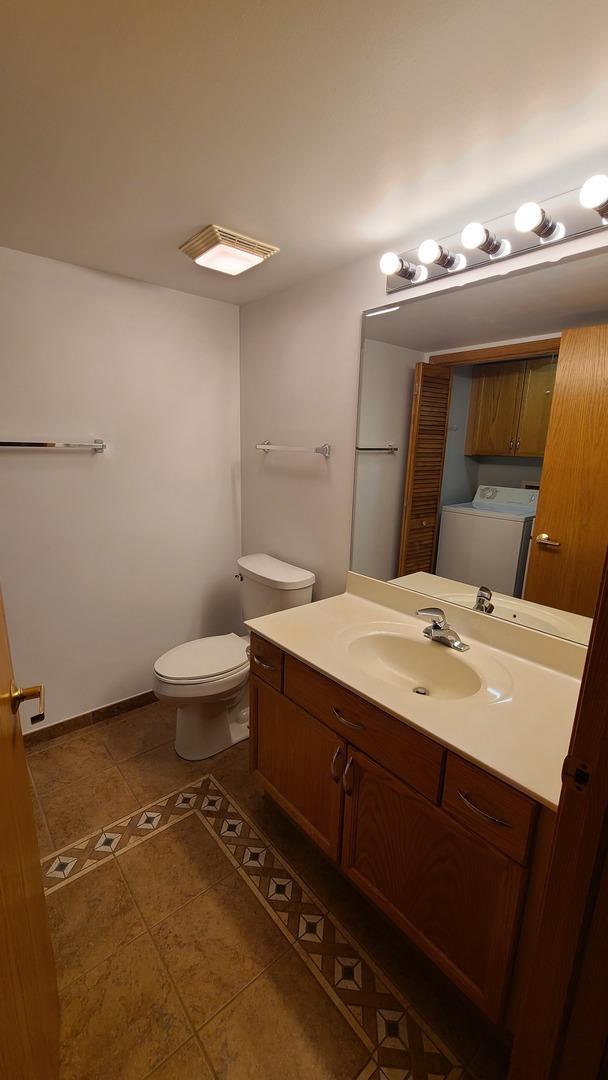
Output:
[[1, 681, 45, 724], [536, 533, 561, 548]]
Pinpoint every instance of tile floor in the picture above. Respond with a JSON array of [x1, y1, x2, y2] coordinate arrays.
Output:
[[28, 701, 510, 1080]]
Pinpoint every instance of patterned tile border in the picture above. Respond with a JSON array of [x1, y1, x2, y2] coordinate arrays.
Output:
[[42, 774, 464, 1080]]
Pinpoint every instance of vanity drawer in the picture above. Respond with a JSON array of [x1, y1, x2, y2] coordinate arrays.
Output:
[[284, 655, 444, 802], [249, 634, 283, 691], [442, 755, 537, 864]]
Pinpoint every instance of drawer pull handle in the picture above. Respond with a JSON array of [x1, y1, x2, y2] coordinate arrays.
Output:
[[332, 706, 364, 732], [253, 654, 274, 671], [342, 757, 354, 795], [330, 745, 343, 783], [457, 790, 512, 828]]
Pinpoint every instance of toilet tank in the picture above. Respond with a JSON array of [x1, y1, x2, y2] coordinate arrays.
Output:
[[237, 554, 315, 621]]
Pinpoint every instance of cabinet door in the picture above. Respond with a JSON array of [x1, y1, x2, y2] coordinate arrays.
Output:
[[515, 357, 557, 456], [249, 676, 345, 861], [465, 361, 525, 456], [341, 750, 525, 1021]]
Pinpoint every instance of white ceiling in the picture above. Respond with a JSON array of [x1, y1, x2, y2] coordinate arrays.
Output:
[[1, 0, 608, 304], [363, 251, 608, 352]]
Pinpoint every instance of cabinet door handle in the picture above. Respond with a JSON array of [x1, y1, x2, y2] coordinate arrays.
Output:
[[332, 706, 364, 732], [536, 533, 561, 548], [342, 757, 354, 795], [330, 745, 343, 783], [252, 654, 274, 671], [457, 790, 512, 828]]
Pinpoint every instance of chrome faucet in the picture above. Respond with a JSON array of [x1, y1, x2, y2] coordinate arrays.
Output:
[[473, 586, 494, 614], [415, 607, 470, 652]]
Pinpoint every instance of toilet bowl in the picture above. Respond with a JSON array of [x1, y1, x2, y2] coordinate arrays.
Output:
[[153, 553, 315, 761], [153, 633, 250, 760]]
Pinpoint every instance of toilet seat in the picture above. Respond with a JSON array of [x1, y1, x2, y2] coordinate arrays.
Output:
[[154, 633, 248, 686]]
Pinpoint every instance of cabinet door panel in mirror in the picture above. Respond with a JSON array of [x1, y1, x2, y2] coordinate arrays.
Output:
[[516, 357, 557, 457], [465, 361, 524, 456]]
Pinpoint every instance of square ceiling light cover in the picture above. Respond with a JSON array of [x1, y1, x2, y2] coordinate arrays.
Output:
[[180, 224, 279, 275]]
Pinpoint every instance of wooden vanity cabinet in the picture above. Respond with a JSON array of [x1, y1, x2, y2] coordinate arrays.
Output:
[[249, 676, 345, 860], [250, 640, 549, 1024], [465, 356, 556, 457], [341, 749, 526, 1020]]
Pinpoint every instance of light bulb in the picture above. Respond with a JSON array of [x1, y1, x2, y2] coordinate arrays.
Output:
[[379, 252, 402, 275], [514, 202, 543, 233], [580, 174, 608, 221], [461, 222, 487, 250], [448, 253, 467, 273], [418, 239, 441, 264]]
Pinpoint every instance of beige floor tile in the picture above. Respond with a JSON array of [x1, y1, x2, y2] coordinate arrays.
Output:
[[29, 727, 114, 797], [47, 859, 145, 989], [200, 949, 369, 1080], [60, 933, 190, 1080], [42, 764, 138, 849], [118, 742, 206, 803], [145, 1038, 214, 1079], [29, 777, 54, 858], [100, 703, 176, 763], [118, 814, 232, 925], [153, 872, 286, 1028]]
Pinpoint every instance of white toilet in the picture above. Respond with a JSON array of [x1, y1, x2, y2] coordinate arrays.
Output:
[[153, 554, 315, 760]]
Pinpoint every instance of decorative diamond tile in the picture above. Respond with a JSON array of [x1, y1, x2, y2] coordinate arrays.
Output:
[[136, 810, 161, 830], [267, 876, 293, 902], [175, 791, 197, 809], [298, 913, 325, 942], [242, 846, 266, 868], [335, 956, 363, 990], [220, 817, 244, 837], [46, 855, 77, 880], [201, 793, 223, 812], [94, 831, 122, 852]]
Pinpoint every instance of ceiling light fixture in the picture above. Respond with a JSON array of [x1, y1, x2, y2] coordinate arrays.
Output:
[[579, 174, 608, 223], [514, 202, 565, 243], [379, 252, 428, 283], [460, 222, 511, 258], [180, 225, 279, 275], [418, 239, 466, 272]]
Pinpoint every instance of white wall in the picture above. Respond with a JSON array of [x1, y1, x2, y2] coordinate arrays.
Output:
[[439, 369, 477, 509], [0, 247, 241, 730], [351, 339, 423, 580]]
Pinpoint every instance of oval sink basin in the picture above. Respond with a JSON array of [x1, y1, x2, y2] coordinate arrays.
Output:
[[347, 632, 483, 700]]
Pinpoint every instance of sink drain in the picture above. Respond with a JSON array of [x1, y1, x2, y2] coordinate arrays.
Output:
[[413, 686, 430, 696]]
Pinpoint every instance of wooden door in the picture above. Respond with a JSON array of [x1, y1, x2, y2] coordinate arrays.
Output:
[[341, 749, 525, 1021], [465, 361, 525, 456], [249, 676, 345, 860], [515, 356, 557, 457], [524, 324, 608, 617], [0, 591, 59, 1079], [508, 551, 608, 1080], [398, 363, 452, 575]]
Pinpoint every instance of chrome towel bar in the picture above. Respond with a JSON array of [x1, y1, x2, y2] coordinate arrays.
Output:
[[355, 444, 399, 453], [0, 439, 106, 453], [256, 441, 331, 459]]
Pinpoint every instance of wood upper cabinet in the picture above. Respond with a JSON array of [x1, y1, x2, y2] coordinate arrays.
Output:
[[341, 749, 526, 1021], [465, 357, 557, 457], [466, 361, 525, 456], [249, 676, 345, 860]]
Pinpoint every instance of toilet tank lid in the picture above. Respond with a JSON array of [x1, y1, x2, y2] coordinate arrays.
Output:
[[237, 554, 315, 591]]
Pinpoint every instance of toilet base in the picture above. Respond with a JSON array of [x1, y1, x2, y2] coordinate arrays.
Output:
[[174, 688, 249, 761]]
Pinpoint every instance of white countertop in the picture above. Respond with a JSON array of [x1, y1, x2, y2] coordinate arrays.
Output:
[[246, 573, 584, 810]]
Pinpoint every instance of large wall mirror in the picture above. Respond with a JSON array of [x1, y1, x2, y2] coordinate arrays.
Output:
[[351, 250, 608, 644]]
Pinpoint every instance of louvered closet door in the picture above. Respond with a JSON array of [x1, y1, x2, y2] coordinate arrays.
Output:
[[398, 364, 452, 575]]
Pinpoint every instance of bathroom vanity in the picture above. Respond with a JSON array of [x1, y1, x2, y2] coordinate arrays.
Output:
[[246, 574, 584, 1028]]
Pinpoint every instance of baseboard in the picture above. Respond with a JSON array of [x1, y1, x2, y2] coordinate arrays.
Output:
[[23, 690, 157, 750]]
